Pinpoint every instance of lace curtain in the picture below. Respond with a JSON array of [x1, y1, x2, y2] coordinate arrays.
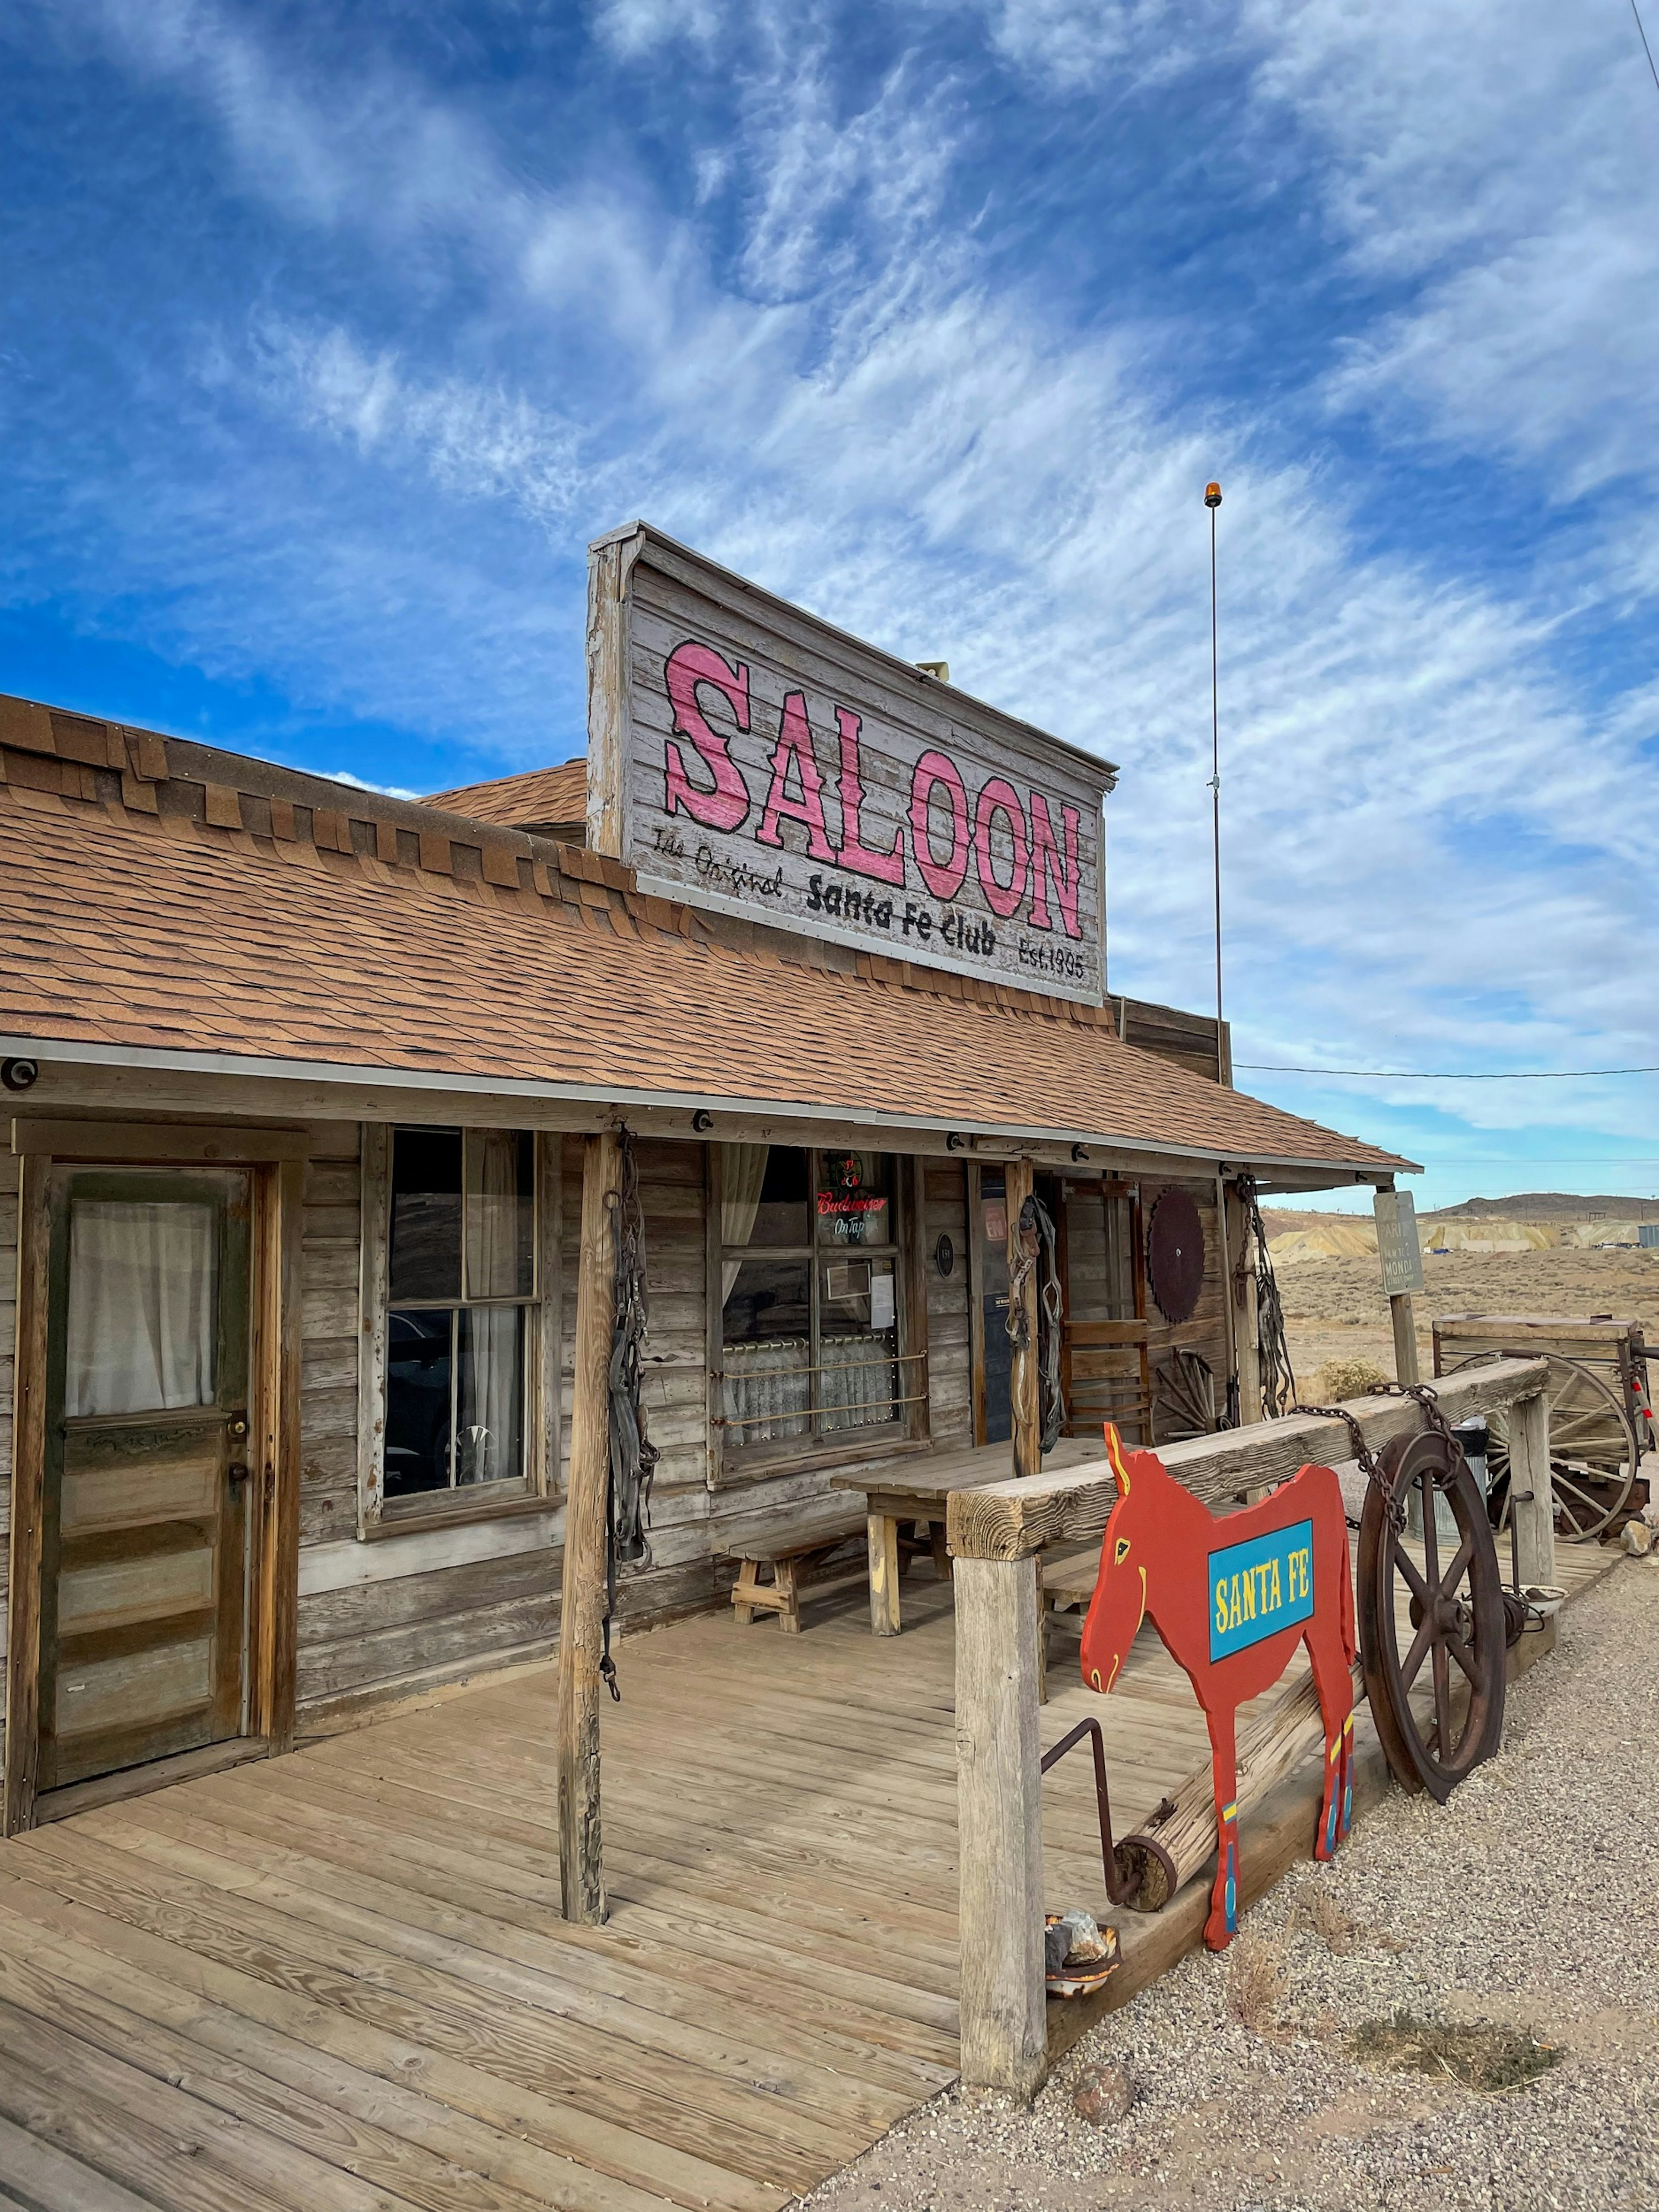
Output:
[[721, 1331, 898, 1443]]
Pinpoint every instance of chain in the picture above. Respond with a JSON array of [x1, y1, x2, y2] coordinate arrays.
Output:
[[599, 1125, 659, 1703], [1287, 1377, 1456, 1533], [1007, 1193, 1065, 1455]]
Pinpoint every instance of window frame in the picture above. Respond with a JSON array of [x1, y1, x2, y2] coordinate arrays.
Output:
[[706, 1144, 928, 1487], [358, 1123, 562, 1536]]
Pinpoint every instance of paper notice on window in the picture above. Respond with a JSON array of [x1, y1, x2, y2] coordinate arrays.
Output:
[[871, 1272, 896, 1329]]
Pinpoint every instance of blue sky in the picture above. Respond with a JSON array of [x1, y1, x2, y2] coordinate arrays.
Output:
[[4, 0, 1658, 1210]]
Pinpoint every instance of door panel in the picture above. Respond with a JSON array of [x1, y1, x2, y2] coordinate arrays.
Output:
[[39, 1169, 251, 1796]]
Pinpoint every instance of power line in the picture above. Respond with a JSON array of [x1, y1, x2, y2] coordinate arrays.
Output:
[[1237, 1062, 1659, 1079], [1632, 0, 1659, 94]]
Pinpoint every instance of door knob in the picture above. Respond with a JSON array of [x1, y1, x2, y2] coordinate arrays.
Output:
[[227, 1462, 251, 1484]]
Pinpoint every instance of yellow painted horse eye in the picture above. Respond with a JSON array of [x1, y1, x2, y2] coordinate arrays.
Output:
[[1114, 1537, 1131, 1565]]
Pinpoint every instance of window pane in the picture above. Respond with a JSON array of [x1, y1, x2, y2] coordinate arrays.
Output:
[[721, 1255, 811, 1448], [816, 1151, 895, 1247], [465, 1130, 534, 1299], [65, 1201, 217, 1418], [820, 1256, 899, 1432], [385, 1309, 453, 1496], [390, 1128, 463, 1301], [743, 1146, 810, 1248], [458, 1306, 525, 1484]]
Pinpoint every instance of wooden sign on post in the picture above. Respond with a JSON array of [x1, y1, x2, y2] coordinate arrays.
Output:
[[586, 523, 1118, 1005], [1374, 1190, 1424, 1297]]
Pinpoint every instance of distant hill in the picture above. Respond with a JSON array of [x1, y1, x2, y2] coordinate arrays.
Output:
[[1424, 1193, 1659, 1222]]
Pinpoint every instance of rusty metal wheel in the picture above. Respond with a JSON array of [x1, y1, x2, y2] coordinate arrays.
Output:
[[1358, 1429, 1506, 1803], [1448, 1350, 1637, 1542]]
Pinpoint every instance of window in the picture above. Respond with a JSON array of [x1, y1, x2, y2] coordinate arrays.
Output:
[[382, 1126, 538, 1505], [718, 1145, 909, 1462]]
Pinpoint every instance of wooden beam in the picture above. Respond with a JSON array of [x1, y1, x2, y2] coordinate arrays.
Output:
[[954, 1556, 1046, 2100], [1508, 1389, 1556, 1590], [249, 1158, 303, 1751], [867, 1512, 901, 1637], [557, 1127, 619, 1923], [1390, 1293, 1421, 1385], [1007, 1158, 1039, 1479], [10, 1119, 312, 1161], [1120, 1660, 1363, 1909], [946, 1356, 1551, 1561], [3, 1155, 52, 1835]]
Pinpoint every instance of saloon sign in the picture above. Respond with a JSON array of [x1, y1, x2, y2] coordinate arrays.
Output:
[[587, 525, 1117, 1004]]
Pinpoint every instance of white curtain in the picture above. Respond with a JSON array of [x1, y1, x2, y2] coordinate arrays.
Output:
[[460, 1132, 524, 1483], [722, 1338, 811, 1444], [65, 1201, 216, 1419], [818, 1332, 899, 1432], [720, 1144, 769, 1304], [460, 1308, 523, 1483]]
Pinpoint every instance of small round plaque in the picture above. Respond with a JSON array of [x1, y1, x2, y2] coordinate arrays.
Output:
[[935, 1233, 955, 1278]]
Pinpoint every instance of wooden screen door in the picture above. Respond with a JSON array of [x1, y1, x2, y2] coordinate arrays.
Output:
[[37, 1166, 252, 1795]]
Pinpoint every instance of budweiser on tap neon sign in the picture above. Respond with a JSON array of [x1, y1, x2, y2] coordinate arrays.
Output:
[[601, 528, 1115, 1004]]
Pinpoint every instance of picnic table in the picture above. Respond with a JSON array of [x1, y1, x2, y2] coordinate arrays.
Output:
[[830, 1434, 1103, 1635]]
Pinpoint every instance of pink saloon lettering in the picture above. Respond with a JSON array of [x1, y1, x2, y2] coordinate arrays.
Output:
[[755, 690, 838, 863], [908, 749, 971, 899], [835, 707, 906, 885], [1027, 790, 1084, 938], [662, 640, 752, 832], [972, 775, 1030, 918]]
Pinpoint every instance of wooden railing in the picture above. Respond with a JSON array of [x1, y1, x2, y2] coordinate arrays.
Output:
[[945, 1356, 1555, 2099]]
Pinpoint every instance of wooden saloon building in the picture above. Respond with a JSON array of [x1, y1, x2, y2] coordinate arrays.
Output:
[[0, 521, 1407, 1856]]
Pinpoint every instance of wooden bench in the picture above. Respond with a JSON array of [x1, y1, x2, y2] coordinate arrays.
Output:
[[1038, 1546, 1102, 1703], [718, 1506, 867, 1634]]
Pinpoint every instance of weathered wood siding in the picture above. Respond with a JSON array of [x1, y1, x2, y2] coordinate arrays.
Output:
[[924, 1161, 973, 1445], [1144, 1177, 1231, 1443]]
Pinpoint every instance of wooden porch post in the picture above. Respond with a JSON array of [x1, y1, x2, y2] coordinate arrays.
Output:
[[1226, 1182, 1262, 1424], [1389, 1295, 1421, 1386], [1507, 1389, 1555, 1591], [557, 1127, 619, 1924], [954, 1554, 1047, 2101], [1007, 1158, 1040, 1478]]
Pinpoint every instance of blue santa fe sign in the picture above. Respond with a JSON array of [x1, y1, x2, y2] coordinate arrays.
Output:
[[1208, 1518, 1315, 1662]]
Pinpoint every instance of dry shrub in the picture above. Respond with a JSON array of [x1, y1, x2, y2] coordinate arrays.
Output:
[[1315, 1356, 1390, 1403], [1302, 1888, 1361, 1956], [1224, 1934, 1287, 2032], [1353, 2012, 1560, 2094]]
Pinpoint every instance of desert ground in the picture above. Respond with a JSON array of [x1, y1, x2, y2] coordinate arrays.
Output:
[[1266, 1236, 1659, 1396]]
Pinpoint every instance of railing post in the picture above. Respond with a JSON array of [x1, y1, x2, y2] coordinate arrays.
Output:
[[954, 1553, 1047, 2101], [1507, 1389, 1555, 1590]]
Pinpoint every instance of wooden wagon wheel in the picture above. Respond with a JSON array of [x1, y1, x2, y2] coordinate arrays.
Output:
[[1152, 1348, 1217, 1441], [1357, 1429, 1506, 1804], [1447, 1350, 1637, 1542]]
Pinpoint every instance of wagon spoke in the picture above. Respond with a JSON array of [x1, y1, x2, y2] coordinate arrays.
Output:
[[1395, 1547, 1432, 1611], [1430, 1641, 1452, 1764], [1400, 1615, 1436, 1690], [1446, 1630, 1481, 1689], [1437, 1535, 1474, 1599]]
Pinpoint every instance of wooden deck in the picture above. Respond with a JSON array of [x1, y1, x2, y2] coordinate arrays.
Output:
[[0, 1538, 1619, 2212]]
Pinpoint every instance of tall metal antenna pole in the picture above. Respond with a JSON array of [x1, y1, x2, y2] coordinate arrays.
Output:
[[1205, 480, 1224, 1084]]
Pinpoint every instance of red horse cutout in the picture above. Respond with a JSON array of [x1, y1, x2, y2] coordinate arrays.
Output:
[[1079, 1424, 1357, 1950]]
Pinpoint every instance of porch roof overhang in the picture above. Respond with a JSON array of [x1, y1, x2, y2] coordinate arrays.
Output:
[[0, 693, 1415, 1193]]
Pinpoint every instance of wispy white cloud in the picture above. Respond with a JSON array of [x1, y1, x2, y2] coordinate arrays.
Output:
[[7, 0, 1658, 1198]]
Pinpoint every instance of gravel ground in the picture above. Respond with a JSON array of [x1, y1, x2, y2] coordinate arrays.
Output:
[[800, 1557, 1659, 2212]]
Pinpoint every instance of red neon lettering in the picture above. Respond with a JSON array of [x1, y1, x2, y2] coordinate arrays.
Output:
[[663, 641, 752, 833], [973, 777, 1029, 918], [756, 691, 837, 862], [908, 750, 969, 899], [1027, 793, 1083, 938], [835, 708, 905, 885]]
